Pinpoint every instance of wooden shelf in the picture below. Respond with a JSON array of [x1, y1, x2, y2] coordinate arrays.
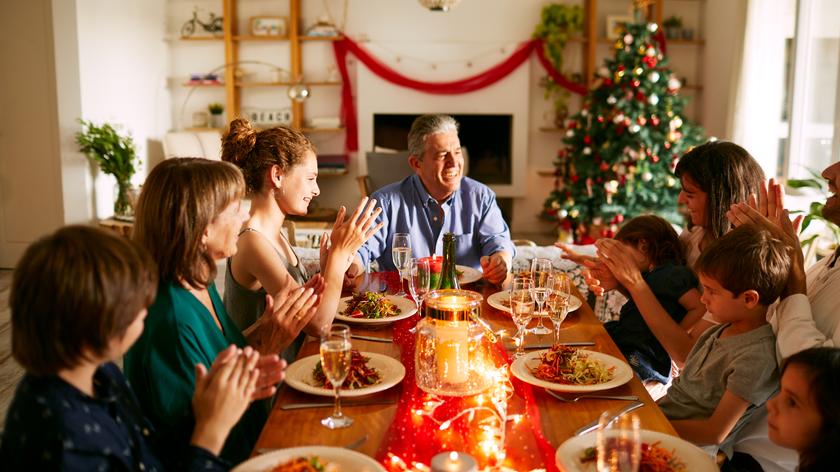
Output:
[[182, 82, 225, 87], [298, 35, 344, 42], [233, 35, 289, 41], [537, 169, 558, 177], [179, 36, 223, 41], [236, 81, 341, 87]]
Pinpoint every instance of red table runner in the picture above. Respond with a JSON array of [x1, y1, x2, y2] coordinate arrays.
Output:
[[371, 272, 559, 471]]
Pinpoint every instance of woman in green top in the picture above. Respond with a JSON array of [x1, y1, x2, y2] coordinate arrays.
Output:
[[125, 158, 322, 463]]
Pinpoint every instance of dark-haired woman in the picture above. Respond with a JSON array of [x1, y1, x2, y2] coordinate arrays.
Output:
[[220, 119, 381, 360], [125, 158, 322, 463]]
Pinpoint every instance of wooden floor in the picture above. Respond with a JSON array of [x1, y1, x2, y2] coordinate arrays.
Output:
[[0, 269, 22, 425]]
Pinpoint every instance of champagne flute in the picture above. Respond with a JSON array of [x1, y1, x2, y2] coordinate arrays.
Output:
[[546, 271, 571, 345], [408, 258, 431, 312], [596, 412, 641, 472], [320, 324, 353, 429], [529, 258, 553, 335], [391, 233, 412, 296], [509, 277, 535, 359]]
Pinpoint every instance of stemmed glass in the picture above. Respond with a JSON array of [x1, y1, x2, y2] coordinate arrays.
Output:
[[408, 258, 431, 313], [392, 233, 412, 296], [596, 412, 640, 472], [319, 324, 353, 429], [546, 271, 571, 345], [529, 258, 553, 335], [509, 277, 535, 359]]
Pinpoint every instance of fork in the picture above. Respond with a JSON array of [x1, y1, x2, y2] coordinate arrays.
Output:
[[544, 389, 639, 403]]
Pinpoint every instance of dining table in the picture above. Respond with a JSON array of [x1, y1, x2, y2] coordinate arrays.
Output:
[[252, 271, 678, 471]]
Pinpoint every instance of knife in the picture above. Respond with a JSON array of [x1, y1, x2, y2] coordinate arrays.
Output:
[[574, 400, 645, 436], [350, 334, 392, 343], [280, 399, 396, 410], [524, 341, 595, 349]]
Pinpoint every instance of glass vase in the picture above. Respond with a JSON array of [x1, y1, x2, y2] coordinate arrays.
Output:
[[113, 181, 139, 222]]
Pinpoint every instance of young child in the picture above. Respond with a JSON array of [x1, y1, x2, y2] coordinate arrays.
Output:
[[0, 226, 261, 470], [603, 215, 705, 384], [658, 224, 790, 457], [767, 347, 840, 472]]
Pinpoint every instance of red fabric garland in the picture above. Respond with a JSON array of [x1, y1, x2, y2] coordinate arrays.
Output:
[[332, 37, 585, 153]]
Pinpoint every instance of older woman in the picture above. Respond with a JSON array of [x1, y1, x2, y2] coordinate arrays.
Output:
[[124, 158, 322, 463], [220, 119, 381, 359]]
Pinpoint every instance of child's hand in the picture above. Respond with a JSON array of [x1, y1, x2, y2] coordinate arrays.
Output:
[[595, 239, 645, 291], [582, 259, 621, 296], [555, 242, 598, 266], [190, 346, 259, 455]]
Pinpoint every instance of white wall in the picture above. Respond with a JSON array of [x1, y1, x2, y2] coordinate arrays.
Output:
[[76, 0, 169, 218]]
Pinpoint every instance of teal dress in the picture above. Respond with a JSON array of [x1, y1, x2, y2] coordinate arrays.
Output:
[[124, 280, 267, 464]]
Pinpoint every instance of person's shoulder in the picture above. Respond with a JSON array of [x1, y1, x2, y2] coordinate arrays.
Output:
[[647, 262, 697, 288]]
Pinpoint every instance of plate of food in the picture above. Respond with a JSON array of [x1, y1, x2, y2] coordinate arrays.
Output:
[[456, 265, 483, 285], [510, 345, 633, 392], [555, 429, 717, 472], [487, 290, 582, 315], [334, 292, 417, 325], [284, 351, 405, 397], [233, 445, 386, 472]]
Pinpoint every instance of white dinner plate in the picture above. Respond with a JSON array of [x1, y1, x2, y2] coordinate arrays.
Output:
[[510, 349, 633, 392], [334, 294, 417, 325], [284, 352, 405, 398], [487, 290, 582, 315], [555, 429, 717, 472], [457, 265, 483, 285], [233, 446, 385, 472]]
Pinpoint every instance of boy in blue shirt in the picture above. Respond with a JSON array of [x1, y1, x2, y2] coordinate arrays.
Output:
[[658, 224, 789, 458]]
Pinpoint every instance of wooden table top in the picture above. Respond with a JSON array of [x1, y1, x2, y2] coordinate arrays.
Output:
[[253, 273, 676, 466]]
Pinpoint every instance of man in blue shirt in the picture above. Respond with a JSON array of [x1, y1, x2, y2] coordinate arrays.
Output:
[[349, 114, 514, 285]]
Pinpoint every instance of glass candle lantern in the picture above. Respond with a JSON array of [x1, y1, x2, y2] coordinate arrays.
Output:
[[415, 289, 491, 396]]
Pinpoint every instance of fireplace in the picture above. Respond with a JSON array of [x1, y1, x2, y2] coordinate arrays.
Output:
[[372, 114, 513, 185]]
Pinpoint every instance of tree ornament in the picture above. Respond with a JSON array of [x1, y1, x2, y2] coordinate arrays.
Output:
[[668, 76, 681, 90], [648, 94, 659, 105], [647, 23, 658, 33], [558, 209, 568, 218], [583, 135, 592, 144], [629, 123, 641, 133], [671, 116, 684, 129], [632, 79, 641, 88], [651, 115, 661, 126], [634, 67, 644, 75], [598, 66, 610, 78], [607, 95, 617, 105], [597, 115, 605, 123], [666, 176, 676, 187], [566, 129, 575, 138], [613, 113, 625, 124], [642, 56, 658, 68], [648, 71, 660, 83], [623, 34, 634, 45], [581, 108, 589, 117], [641, 172, 653, 182], [599, 162, 609, 171], [637, 116, 647, 126], [646, 47, 656, 57], [582, 146, 592, 155]]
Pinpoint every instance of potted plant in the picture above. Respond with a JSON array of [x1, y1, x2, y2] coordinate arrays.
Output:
[[75, 119, 139, 220], [533, 3, 584, 127], [208, 102, 225, 128], [663, 16, 683, 40], [788, 173, 840, 260]]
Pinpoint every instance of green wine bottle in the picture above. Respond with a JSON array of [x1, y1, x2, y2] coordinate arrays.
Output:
[[438, 232, 460, 290]]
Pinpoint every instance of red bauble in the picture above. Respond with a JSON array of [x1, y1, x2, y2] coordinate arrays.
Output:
[[613, 214, 624, 223], [583, 135, 592, 144], [604, 79, 613, 86], [617, 65, 626, 72], [597, 115, 605, 123], [637, 116, 647, 126], [599, 162, 609, 171], [643, 56, 658, 68], [596, 177, 603, 183], [570, 175, 579, 183], [664, 142, 671, 149], [651, 115, 661, 126], [636, 91, 646, 101], [651, 155, 660, 163], [632, 79, 641, 88]]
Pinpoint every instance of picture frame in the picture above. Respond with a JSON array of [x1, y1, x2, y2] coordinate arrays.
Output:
[[250, 16, 287, 37], [605, 15, 633, 40]]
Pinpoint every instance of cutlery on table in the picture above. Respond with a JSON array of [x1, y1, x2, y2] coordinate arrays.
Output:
[[280, 399, 396, 410], [544, 389, 639, 403], [524, 341, 595, 349], [574, 400, 645, 436], [350, 334, 392, 343]]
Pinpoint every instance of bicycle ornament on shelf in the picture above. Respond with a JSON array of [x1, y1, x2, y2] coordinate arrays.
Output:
[[181, 8, 223, 38]]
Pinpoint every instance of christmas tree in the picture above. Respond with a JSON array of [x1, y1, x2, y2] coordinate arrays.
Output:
[[542, 17, 705, 243]]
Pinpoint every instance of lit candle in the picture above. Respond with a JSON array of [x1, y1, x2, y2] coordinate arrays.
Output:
[[430, 451, 478, 472], [434, 297, 470, 384]]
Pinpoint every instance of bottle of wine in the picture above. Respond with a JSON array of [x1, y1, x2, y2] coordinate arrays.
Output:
[[438, 232, 460, 290]]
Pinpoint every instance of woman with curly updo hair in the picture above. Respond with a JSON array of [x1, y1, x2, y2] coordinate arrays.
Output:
[[221, 119, 382, 361]]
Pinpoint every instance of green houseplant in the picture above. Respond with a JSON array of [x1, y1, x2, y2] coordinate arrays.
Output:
[[663, 16, 683, 39], [788, 173, 840, 257], [208, 102, 225, 128], [533, 3, 584, 126], [75, 119, 139, 220]]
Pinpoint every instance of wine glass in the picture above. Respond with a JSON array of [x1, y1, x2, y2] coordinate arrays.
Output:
[[319, 324, 353, 429], [546, 271, 571, 345], [392, 233, 412, 296], [408, 258, 431, 312], [596, 412, 640, 472], [529, 258, 553, 335], [509, 277, 535, 359]]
